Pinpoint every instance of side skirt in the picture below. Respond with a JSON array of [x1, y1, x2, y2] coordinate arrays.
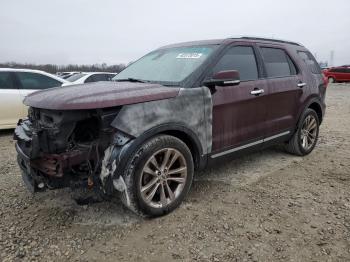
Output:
[[209, 130, 291, 160]]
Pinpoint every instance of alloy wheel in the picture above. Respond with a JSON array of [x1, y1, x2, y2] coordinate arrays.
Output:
[[139, 148, 187, 208], [300, 115, 318, 151]]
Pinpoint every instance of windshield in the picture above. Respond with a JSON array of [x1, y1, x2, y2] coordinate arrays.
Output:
[[66, 73, 87, 82], [113, 45, 217, 85]]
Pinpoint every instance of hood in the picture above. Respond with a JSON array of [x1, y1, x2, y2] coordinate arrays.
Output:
[[24, 81, 180, 110]]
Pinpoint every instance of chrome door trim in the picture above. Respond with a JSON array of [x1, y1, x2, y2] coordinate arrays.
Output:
[[211, 131, 290, 158], [263, 131, 290, 142]]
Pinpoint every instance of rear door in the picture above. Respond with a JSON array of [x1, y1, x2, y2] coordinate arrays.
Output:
[[337, 67, 350, 81], [0, 72, 22, 128], [257, 45, 301, 138], [210, 44, 269, 153], [15, 72, 63, 117]]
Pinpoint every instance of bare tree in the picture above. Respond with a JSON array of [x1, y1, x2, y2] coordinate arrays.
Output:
[[0, 62, 126, 74]]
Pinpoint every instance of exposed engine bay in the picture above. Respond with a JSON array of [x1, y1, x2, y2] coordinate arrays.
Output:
[[14, 106, 130, 201]]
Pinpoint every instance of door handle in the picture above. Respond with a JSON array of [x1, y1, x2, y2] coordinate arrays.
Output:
[[250, 89, 264, 96], [297, 82, 306, 88]]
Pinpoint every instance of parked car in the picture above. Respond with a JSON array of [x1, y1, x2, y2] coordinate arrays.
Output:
[[0, 68, 69, 129], [66, 72, 117, 84], [323, 66, 350, 83], [57, 72, 80, 79], [14, 37, 327, 217]]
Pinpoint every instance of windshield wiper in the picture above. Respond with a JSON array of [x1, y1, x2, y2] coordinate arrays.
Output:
[[114, 78, 148, 83]]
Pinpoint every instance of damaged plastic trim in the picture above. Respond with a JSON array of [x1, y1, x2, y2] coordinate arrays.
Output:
[[99, 131, 133, 206]]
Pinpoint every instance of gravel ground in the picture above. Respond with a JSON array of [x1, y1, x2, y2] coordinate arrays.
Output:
[[1, 84, 350, 262]]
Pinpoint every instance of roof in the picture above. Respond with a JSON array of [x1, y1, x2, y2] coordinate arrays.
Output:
[[233, 36, 302, 46], [158, 36, 303, 49]]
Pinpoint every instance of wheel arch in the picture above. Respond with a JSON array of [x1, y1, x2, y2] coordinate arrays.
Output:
[[308, 101, 323, 123], [297, 97, 324, 127], [141, 124, 205, 170], [118, 123, 206, 171]]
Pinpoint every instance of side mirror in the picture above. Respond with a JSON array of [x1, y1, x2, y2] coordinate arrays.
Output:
[[203, 70, 240, 87]]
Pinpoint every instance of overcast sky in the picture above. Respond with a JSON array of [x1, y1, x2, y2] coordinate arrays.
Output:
[[0, 0, 349, 66]]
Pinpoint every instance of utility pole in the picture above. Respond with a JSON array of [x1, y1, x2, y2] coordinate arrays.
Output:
[[330, 50, 334, 67]]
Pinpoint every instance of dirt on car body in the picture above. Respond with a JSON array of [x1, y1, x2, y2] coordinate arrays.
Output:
[[0, 84, 350, 261]]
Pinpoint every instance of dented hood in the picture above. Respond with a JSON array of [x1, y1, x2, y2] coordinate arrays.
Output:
[[24, 81, 180, 110]]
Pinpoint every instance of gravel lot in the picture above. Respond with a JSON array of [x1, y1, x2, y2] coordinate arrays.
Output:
[[1, 84, 350, 262]]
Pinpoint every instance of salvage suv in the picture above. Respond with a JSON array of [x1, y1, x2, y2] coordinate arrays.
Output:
[[14, 37, 327, 217]]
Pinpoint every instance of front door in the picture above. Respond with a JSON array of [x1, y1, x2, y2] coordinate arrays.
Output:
[[209, 45, 268, 153]]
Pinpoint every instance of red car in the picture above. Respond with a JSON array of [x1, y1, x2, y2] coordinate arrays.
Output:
[[323, 66, 350, 83]]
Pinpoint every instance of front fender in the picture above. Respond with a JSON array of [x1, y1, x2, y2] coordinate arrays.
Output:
[[111, 86, 213, 155]]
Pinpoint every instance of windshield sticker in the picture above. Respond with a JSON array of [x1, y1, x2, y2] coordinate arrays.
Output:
[[176, 53, 203, 59]]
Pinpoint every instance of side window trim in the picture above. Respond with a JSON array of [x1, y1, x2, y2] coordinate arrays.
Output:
[[257, 45, 299, 79]]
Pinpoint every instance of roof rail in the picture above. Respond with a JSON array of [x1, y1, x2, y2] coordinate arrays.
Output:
[[229, 36, 302, 46]]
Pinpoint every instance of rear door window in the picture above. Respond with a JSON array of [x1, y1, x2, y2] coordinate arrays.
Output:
[[16, 72, 62, 89], [212, 46, 259, 81], [297, 51, 322, 74], [0, 72, 15, 89], [93, 74, 108, 82], [330, 68, 346, 73], [261, 47, 297, 78]]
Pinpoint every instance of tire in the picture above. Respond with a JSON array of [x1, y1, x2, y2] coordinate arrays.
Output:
[[120, 135, 194, 217], [328, 77, 336, 83], [285, 108, 320, 156]]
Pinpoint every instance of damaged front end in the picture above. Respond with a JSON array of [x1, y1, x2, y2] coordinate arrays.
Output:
[[14, 106, 132, 201]]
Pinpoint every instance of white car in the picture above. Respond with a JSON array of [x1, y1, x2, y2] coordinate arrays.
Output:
[[66, 72, 117, 84], [0, 68, 69, 129], [57, 71, 80, 79]]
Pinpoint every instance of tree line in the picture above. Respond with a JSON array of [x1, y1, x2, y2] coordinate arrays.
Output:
[[0, 62, 126, 74]]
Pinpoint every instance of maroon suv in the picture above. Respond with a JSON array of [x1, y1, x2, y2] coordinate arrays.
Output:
[[14, 37, 327, 217]]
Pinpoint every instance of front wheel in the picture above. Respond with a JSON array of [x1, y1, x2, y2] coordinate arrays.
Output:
[[285, 108, 320, 156], [120, 135, 194, 217], [328, 77, 336, 83]]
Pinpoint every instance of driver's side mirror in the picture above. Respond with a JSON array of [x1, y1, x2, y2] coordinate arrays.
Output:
[[203, 70, 240, 87]]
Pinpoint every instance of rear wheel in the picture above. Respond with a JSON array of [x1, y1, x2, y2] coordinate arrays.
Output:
[[285, 108, 319, 156], [120, 135, 194, 217]]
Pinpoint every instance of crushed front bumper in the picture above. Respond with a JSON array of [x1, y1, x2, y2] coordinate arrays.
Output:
[[14, 119, 96, 192]]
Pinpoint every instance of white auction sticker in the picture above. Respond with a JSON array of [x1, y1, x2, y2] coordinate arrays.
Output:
[[176, 53, 203, 59]]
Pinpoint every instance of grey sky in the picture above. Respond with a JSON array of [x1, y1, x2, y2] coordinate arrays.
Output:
[[1, 0, 349, 66]]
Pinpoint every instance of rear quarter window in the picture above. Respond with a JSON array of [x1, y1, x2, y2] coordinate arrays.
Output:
[[297, 51, 322, 74]]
